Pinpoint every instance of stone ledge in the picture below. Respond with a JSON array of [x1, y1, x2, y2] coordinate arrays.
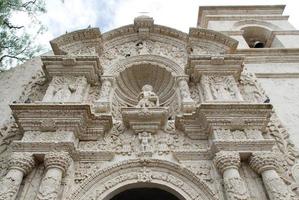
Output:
[[41, 55, 102, 85], [10, 103, 113, 140]]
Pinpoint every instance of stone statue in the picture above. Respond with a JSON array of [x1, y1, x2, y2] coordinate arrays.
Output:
[[136, 84, 159, 108], [138, 132, 152, 153]]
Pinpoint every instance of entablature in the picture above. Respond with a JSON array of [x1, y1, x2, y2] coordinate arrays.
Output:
[[186, 54, 244, 81], [41, 55, 102, 85], [10, 103, 112, 141]]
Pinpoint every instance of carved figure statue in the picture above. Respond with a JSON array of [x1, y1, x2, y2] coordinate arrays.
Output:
[[138, 132, 152, 152], [136, 84, 159, 108]]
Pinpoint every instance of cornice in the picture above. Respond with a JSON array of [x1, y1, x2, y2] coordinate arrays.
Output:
[[186, 54, 244, 81], [197, 5, 286, 28], [10, 103, 113, 140], [41, 55, 102, 85]]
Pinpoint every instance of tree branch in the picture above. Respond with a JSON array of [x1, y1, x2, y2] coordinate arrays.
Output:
[[3, 20, 24, 29]]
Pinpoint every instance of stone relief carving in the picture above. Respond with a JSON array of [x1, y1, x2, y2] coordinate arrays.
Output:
[[224, 176, 250, 200], [214, 129, 264, 140], [189, 41, 226, 55], [267, 112, 299, 167], [239, 68, 268, 103], [214, 151, 250, 200], [100, 40, 187, 69], [43, 76, 88, 102], [3, 13, 299, 200], [189, 82, 201, 104], [70, 159, 216, 200], [0, 122, 20, 177], [201, 75, 241, 101], [78, 127, 206, 158]]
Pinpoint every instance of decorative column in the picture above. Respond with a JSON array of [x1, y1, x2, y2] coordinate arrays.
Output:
[[249, 152, 291, 200], [36, 152, 71, 200], [214, 151, 250, 200], [0, 152, 35, 200], [177, 76, 195, 113], [95, 76, 114, 112]]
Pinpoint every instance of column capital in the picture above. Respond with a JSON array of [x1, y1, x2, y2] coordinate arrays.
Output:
[[8, 152, 35, 175], [214, 151, 240, 174], [44, 152, 71, 174], [101, 75, 115, 85], [249, 151, 280, 174]]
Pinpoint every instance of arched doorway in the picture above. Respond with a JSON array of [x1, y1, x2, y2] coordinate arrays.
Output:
[[110, 188, 180, 200], [67, 159, 217, 200]]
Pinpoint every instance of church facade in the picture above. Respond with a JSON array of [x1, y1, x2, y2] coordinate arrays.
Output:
[[0, 4, 299, 200]]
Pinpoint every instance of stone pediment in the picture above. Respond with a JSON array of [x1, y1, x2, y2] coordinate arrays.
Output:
[[121, 107, 168, 133], [41, 55, 102, 85], [49, 17, 238, 59], [50, 27, 102, 55], [10, 103, 112, 140]]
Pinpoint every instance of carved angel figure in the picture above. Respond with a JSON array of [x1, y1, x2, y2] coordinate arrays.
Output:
[[136, 84, 159, 108]]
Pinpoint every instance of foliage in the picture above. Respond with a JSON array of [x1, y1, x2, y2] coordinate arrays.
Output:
[[0, 0, 46, 70]]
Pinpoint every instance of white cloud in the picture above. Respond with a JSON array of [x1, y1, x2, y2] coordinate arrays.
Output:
[[14, 0, 299, 51]]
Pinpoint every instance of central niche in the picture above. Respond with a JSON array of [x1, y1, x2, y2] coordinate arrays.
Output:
[[110, 188, 180, 200], [113, 63, 178, 118]]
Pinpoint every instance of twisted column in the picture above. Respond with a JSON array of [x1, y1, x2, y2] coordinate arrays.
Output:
[[177, 77, 195, 113], [214, 151, 250, 200], [0, 152, 35, 200], [249, 152, 290, 200], [36, 152, 71, 200]]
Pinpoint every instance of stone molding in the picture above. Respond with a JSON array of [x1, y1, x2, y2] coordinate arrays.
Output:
[[50, 27, 102, 55], [67, 159, 217, 200], [49, 20, 237, 57], [214, 151, 240, 174], [8, 152, 35, 175], [249, 151, 280, 174], [41, 55, 102, 85], [186, 54, 244, 81], [10, 104, 113, 141], [121, 107, 168, 133], [44, 152, 71, 174]]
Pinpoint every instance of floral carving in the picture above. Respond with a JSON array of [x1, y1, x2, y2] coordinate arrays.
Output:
[[224, 177, 250, 200], [214, 151, 240, 174], [239, 68, 267, 103]]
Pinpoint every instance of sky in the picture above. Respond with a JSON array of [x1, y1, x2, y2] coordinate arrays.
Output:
[[16, 0, 299, 50]]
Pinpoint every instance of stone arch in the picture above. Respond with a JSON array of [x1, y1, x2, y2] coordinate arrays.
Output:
[[105, 54, 185, 76], [233, 19, 281, 31], [67, 159, 218, 200]]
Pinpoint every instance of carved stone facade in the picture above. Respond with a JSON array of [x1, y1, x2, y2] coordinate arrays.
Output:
[[1, 4, 299, 200]]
